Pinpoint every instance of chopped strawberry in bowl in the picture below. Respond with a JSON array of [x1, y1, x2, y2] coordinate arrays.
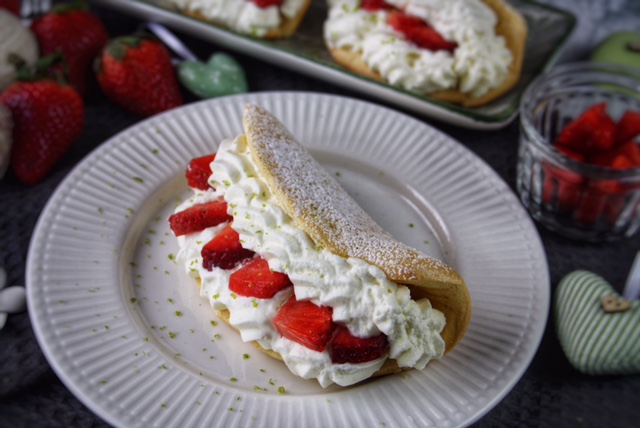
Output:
[[517, 62, 640, 241]]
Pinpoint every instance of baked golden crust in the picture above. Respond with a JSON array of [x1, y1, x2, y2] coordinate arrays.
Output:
[[216, 307, 408, 377], [242, 104, 471, 353], [191, 104, 471, 381], [177, 0, 311, 39], [326, 0, 528, 107]]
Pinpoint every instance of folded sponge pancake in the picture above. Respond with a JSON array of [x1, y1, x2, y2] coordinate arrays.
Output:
[[188, 104, 471, 383], [171, 0, 312, 39], [325, 0, 527, 107]]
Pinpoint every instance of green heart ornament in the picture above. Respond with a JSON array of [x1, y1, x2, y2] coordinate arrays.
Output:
[[554, 270, 640, 375], [177, 53, 248, 99]]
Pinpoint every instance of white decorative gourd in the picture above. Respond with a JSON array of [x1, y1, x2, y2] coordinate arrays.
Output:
[[0, 9, 39, 91]]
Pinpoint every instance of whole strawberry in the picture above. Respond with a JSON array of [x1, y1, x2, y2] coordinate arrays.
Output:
[[0, 0, 21, 15], [95, 34, 183, 117], [0, 55, 84, 185], [30, 1, 108, 96]]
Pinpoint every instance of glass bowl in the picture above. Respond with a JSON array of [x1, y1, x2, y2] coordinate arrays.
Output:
[[517, 62, 640, 242]]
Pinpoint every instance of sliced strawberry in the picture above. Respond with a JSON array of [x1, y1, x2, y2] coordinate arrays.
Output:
[[555, 145, 586, 163], [361, 0, 393, 11], [168, 201, 232, 236], [588, 140, 640, 169], [617, 140, 640, 166], [587, 151, 619, 168], [541, 164, 584, 212], [555, 103, 616, 154], [272, 296, 334, 352], [387, 12, 457, 52], [201, 225, 255, 270], [186, 154, 216, 191], [574, 180, 624, 225], [330, 326, 389, 364], [614, 110, 640, 145], [251, 0, 282, 7], [610, 154, 636, 170], [229, 257, 293, 299]]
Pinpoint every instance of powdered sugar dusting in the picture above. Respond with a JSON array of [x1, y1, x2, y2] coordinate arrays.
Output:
[[243, 104, 456, 285]]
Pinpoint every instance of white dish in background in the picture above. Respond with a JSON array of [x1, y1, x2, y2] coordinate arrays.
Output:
[[92, 0, 576, 130], [27, 92, 549, 427]]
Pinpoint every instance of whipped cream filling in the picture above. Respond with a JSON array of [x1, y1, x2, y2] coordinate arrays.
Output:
[[175, 135, 445, 387], [170, 0, 306, 37], [324, 0, 513, 98]]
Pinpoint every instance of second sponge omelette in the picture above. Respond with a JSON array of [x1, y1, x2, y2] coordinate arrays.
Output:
[[243, 104, 471, 352]]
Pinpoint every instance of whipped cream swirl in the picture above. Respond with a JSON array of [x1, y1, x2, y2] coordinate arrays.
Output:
[[170, 0, 307, 37], [324, 0, 513, 98], [175, 135, 445, 387]]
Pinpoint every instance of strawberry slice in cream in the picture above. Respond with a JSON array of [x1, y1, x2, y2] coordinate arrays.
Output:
[[170, 127, 452, 387], [324, 0, 516, 99]]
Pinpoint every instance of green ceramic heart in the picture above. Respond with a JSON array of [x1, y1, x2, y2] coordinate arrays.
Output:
[[177, 53, 248, 99], [554, 270, 640, 375]]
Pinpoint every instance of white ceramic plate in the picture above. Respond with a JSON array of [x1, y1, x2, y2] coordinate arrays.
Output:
[[27, 92, 549, 428], [92, 0, 576, 130]]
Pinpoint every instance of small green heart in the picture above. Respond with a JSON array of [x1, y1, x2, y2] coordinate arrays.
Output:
[[554, 270, 640, 375], [177, 53, 248, 99]]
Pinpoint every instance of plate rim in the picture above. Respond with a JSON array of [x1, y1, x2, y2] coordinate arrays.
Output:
[[90, 0, 576, 130], [26, 91, 550, 428]]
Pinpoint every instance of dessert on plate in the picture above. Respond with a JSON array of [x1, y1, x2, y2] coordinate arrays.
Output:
[[168, 0, 312, 39], [323, 0, 527, 107], [169, 104, 471, 387]]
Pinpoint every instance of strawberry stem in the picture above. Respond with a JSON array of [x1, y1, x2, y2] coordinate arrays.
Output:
[[10, 52, 71, 84]]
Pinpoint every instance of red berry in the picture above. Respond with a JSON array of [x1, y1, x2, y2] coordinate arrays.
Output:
[[361, 0, 393, 11], [615, 140, 640, 166], [30, 5, 108, 96], [229, 257, 293, 299], [168, 201, 232, 236], [186, 154, 216, 190], [555, 145, 586, 163], [387, 12, 457, 51], [574, 180, 624, 225], [250, 0, 282, 8], [614, 110, 640, 145], [201, 225, 255, 270], [96, 35, 183, 117], [0, 0, 21, 15], [330, 326, 389, 364], [272, 296, 335, 352], [541, 164, 584, 212], [555, 103, 616, 154], [1, 78, 84, 185]]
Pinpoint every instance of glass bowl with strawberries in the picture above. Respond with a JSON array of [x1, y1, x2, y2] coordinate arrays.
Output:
[[517, 62, 640, 241]]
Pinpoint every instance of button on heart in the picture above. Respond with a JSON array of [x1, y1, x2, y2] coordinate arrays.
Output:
[[177, 53, 248, 99], [554, 270, 640, 375]]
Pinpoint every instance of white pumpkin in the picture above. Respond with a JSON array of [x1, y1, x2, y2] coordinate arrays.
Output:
[[0, 9, 39, 91]]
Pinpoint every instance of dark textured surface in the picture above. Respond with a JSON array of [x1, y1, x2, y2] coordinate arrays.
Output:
[[1, 1, 639, 427]]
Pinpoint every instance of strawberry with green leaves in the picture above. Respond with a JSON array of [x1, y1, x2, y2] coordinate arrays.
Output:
[[30, 1, 108, 97], [95, 34, 183, 117], [0, 54, 84, 185]]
